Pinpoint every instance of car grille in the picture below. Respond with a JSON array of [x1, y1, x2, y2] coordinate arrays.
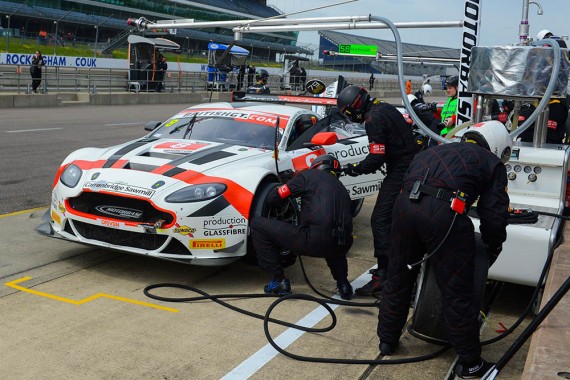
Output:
[[73, 220, 168, 250], [68, 192, 174, 226]]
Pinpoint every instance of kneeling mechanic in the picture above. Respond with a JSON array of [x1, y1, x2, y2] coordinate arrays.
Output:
[[250, 154, 354, 299]]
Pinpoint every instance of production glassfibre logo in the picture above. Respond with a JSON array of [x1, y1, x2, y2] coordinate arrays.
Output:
[[94, 205, 143, 220]]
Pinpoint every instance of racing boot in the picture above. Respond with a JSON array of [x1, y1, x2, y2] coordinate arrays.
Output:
[[336, 280, 353, 300], [454, 358, 494, 379], [264, 278, 292, 296], [379, 341, 399, 356], [355, 268, 386, 296]]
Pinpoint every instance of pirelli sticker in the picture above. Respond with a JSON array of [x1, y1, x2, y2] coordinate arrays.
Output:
[[190, 239, 226, 250]]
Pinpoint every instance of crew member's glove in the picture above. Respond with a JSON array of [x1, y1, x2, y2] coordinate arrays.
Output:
[[485, 244, 503, 265], [343, 163, 360, 177]]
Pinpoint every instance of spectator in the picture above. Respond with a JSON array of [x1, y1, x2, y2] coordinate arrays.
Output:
[[369, 73, 375, 90], [156, 55, 168, 92], [30, 50, 45, 94], [237, 64, 246, 90], [406, 79, 412, 95]]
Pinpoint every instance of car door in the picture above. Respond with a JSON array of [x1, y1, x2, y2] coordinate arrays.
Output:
[[285, 113, 384, 200]]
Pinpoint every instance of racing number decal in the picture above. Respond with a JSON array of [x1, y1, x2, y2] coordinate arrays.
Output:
[[291, 148, 326, 171], [155, 142, 209, 151]]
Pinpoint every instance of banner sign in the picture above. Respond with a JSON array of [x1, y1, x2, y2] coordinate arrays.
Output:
[[338, 44, 377, 56]]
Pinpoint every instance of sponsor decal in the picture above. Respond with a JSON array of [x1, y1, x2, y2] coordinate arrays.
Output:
[[203, 217, 247, 237], [369, 143, 385, 155], [173, 225, 196, 237], [94, 205, 143, 220], [330, 144, 369, 160], [457, 0, 481, 124], [350, 182, 380, 196], [101, 219, 121, 228], [58, 202, 66, 214], [203, 216, 247, 228], [84, 181, 155, 198], [152, 180, 165, 189], [203, 227, 246, 237], [187, 110, 284, 126], [91, 172, 100, 180], [51, 210, 61, 225], [190, 239, 226, 249], [154, 142, 209, 153]]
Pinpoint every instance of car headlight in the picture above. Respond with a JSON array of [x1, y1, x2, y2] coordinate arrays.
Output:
[[165, 183, 227, 203], [59, 164, 83, 188]]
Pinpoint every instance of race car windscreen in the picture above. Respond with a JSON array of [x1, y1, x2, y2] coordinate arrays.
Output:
[[149, 115, 279, 149]]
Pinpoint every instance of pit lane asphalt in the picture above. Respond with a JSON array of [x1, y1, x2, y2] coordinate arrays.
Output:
[[0, 104, 532, 379]]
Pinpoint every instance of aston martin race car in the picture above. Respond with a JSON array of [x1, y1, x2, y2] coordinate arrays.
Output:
[[38, 97, 383, 265]]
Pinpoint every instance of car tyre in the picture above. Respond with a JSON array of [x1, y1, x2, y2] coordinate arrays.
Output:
[[243, 181, 299, 267]]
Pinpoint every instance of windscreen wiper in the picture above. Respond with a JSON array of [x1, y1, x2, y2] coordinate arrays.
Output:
[[169, 114, 197, 136]]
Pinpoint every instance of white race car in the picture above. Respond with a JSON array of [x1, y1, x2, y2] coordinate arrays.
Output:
[[38, 95, 384, 265]]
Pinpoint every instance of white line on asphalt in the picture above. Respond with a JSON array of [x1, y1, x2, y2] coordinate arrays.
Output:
[[221, 266, 376, 380], [6, 127, 63, 133], [104, 122, 145, 126]]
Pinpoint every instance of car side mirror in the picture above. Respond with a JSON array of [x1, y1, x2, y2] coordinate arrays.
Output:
[[145, 121, 161, 131], [311, 132, 337, 146]]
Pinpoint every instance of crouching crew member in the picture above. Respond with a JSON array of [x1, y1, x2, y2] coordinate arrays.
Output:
[[377, 121, 511, 379], [338, 85, 419, 296], [250, 154, 354, 299]]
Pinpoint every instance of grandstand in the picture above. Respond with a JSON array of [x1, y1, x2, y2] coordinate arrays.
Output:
[[319, 30, 460, 76], [0, 0, 311, 59]]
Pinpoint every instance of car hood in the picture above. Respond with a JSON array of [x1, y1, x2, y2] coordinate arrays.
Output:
[[73, 138, 273, 195]]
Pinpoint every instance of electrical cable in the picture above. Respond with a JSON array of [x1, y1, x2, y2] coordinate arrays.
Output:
[[142, 201, 567, 367], [143, 254, 452, 365]]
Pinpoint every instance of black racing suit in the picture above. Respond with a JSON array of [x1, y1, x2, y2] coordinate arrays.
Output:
[[246, 81, 270, 94], [350, 100, 419, 270], [519, 98, 569, 144], [250, 169, 353, 282], [378, 142, 509, 364]]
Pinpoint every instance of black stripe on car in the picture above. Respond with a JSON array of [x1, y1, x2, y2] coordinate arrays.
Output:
[[166, 144, 233, 167], [187, 196, 230, 217], [103, 141, 148, 168]]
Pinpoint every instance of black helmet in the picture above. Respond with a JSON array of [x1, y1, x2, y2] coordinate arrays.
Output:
[[295, 114, 317, 135], [337, 85, 370, 123], [310, 154, 341, 175], [256, 69, 269, 83], [445, 75, 459, 88]]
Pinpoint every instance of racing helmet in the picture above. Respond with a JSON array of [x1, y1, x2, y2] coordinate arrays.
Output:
[[462, 120, 512, 164], [445, 75, 459, 88], [337, 85, 370, 123], [310, 154, 342, 176], [295, 114, 317, 135], [403, 94, 419, 107], [422, 83, 433, 95], [537, 29, 553, 40], [256, 69, 269, 84]]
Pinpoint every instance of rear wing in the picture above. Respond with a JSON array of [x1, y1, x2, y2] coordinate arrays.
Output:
[[231, 91, 337, 106]]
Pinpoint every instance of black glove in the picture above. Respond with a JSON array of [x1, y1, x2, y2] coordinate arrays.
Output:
[[485, 244, 503, 264], [343, 163, 360, 177]]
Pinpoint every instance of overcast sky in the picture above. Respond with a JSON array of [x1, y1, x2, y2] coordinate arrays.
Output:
[[266, 0, 569, 51]]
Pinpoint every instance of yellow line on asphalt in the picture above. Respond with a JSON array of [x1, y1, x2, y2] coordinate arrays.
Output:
[[4, 277, 179, 313], [0, 206, 48, 219]]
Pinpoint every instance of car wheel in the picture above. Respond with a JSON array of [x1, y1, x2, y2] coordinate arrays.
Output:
[[351, 198, 364, 217], [243, 182, 299, 266]]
